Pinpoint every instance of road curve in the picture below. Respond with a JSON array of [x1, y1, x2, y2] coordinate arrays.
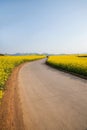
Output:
[[18, 59, 87, 130]]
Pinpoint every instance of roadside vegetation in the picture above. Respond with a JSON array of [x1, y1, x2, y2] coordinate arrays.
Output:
[[47, 54, 87, 78], [0, 55, 45, 100]]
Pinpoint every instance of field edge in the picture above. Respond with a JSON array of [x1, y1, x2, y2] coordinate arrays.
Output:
[[46, 61, 87, 80], [0, 63, 26, 130]]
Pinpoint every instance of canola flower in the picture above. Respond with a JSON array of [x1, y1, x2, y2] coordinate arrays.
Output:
[[0, 55, 45, 91], [0, 90, 4, 104], [47, 55, 87, 77]]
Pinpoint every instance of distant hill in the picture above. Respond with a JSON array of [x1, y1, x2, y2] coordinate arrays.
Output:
[[5, 52, 55, 56], [10, 53, 50, 56], [0, 54, 4, 56], [11, 53, 41, 56]]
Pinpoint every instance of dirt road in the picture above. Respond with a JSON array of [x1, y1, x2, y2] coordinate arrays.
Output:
[[18, 59, 87, 130]]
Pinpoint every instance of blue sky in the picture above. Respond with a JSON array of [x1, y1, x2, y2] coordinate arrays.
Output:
[[0, 0, 87, 54]]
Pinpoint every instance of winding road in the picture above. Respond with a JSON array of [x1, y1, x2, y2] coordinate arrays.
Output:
[[18, 59, 87, 130]]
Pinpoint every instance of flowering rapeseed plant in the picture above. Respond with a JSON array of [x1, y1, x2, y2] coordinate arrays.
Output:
[[0, 55, 45, 90], [47, 55, 87, 77]]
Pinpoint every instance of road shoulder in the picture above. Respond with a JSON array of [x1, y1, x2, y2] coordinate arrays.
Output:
[[0, 63, 25, 130]]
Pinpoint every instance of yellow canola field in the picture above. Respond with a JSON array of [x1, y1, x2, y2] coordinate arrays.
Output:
[[47, 55, 87, 77], [0, 55, 45, 91]]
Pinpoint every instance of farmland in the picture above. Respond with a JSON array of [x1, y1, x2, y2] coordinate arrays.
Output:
[[47, 55, 87, 77], [0, 55, 45, 99], [0, 55, 87, 130]]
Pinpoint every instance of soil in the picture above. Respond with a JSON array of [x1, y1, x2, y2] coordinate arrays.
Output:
[[0, 64, 25, 130]]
